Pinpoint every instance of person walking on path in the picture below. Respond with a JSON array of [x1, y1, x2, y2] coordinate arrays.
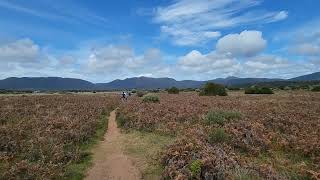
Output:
[[121, 91, 127, 101]]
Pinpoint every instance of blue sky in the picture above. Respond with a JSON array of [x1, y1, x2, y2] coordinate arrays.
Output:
[[0, 0, 319, 82]]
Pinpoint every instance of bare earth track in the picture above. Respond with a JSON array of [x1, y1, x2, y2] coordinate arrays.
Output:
[[85, 110, 140, 180]]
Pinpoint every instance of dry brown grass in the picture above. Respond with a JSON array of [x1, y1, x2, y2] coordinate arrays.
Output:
[[0, 94, 119, 179], [118, 91, 320, 179]]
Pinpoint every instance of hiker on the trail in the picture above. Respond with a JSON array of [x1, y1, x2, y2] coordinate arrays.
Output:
[[125, 91, 128, 100], [121, 91, 126, 101]]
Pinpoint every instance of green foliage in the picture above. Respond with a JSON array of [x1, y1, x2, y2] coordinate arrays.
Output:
[[184, 88, 196, 92], [245, 86, 274, 94], [64, 152, 91, 180], [167, 87, 179, 94], [311, 85, 320, 92], [208, 128, 228, 143], [199, 82, 227, 96], [137, 91, 147, 97], [228, 87, 241, 91], [116, 113, 127, 127], [142, 95, 160, 103], [189, 159, 202, 177], [205, 111, 241, 125], [131, 89, 137, 93], [260, 87, 274, 94], [0, 89, 33, 94]]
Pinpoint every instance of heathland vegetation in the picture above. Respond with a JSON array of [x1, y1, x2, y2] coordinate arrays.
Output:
[[118, 91, 320, 179], [1, 87, 320, 179], [0, 95, 119, 179]]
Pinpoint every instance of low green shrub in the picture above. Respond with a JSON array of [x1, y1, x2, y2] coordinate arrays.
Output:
[[142, 95, 160, 103], [311, 85, 320, 92], [167, 87, 179, 94], [205, 111, 241, 125], [136, 91, 147, 97], [199, 82, 227, 96], [0, 89, 33, 94], [189, 159, 202, 177], [181, 88, 196, 92], [245, 86, 274, 94], [208, 128, 228, 143], [260, 87, 274, 94], [116, 113, 127, 127]]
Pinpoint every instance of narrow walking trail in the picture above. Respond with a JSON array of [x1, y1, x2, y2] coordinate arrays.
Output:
[[85, 110, 140, 180]]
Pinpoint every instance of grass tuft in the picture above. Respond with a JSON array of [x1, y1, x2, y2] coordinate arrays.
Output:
[[208, 128, 228, 144], [205, 111, 241, 125], [116, 113, 127, 128], [189, 159, 202, 178], [142, 95, 160, 103]]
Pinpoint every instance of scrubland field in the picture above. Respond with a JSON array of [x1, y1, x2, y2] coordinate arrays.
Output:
[[118, 91, 320, 179], [0, 94, 119, 179], [1, 91, 320, 179]]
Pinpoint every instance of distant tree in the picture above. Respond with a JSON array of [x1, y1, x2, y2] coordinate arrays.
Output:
[[168, 87, 179, 94], [227, 87, 240, 91], [245, 86, 274, 94], [183, 88, 196, 92], [199, 82, 227, 96]]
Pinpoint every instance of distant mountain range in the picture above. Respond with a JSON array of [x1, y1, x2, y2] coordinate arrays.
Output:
[[0, 77, 94, 90], [289, 72, 320, 81], [96, 77, 204, 90], [0, 72, 319, 90]]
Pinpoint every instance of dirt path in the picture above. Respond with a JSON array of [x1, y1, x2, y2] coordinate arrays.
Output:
[[85, 110, 140, 180]]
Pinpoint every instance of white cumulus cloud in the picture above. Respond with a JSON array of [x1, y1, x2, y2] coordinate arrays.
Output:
[[216, 30, 267, 57], [0, 38, 40, 62], [154, 0, 287, 46], [1, 36, 319, 82], [0, 38, 85, 80], [178, 50, 241, 78]]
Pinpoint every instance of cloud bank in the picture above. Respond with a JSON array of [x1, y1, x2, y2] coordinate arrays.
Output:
[[1, 29, 318, 82], [154, 0, 287, 46]]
